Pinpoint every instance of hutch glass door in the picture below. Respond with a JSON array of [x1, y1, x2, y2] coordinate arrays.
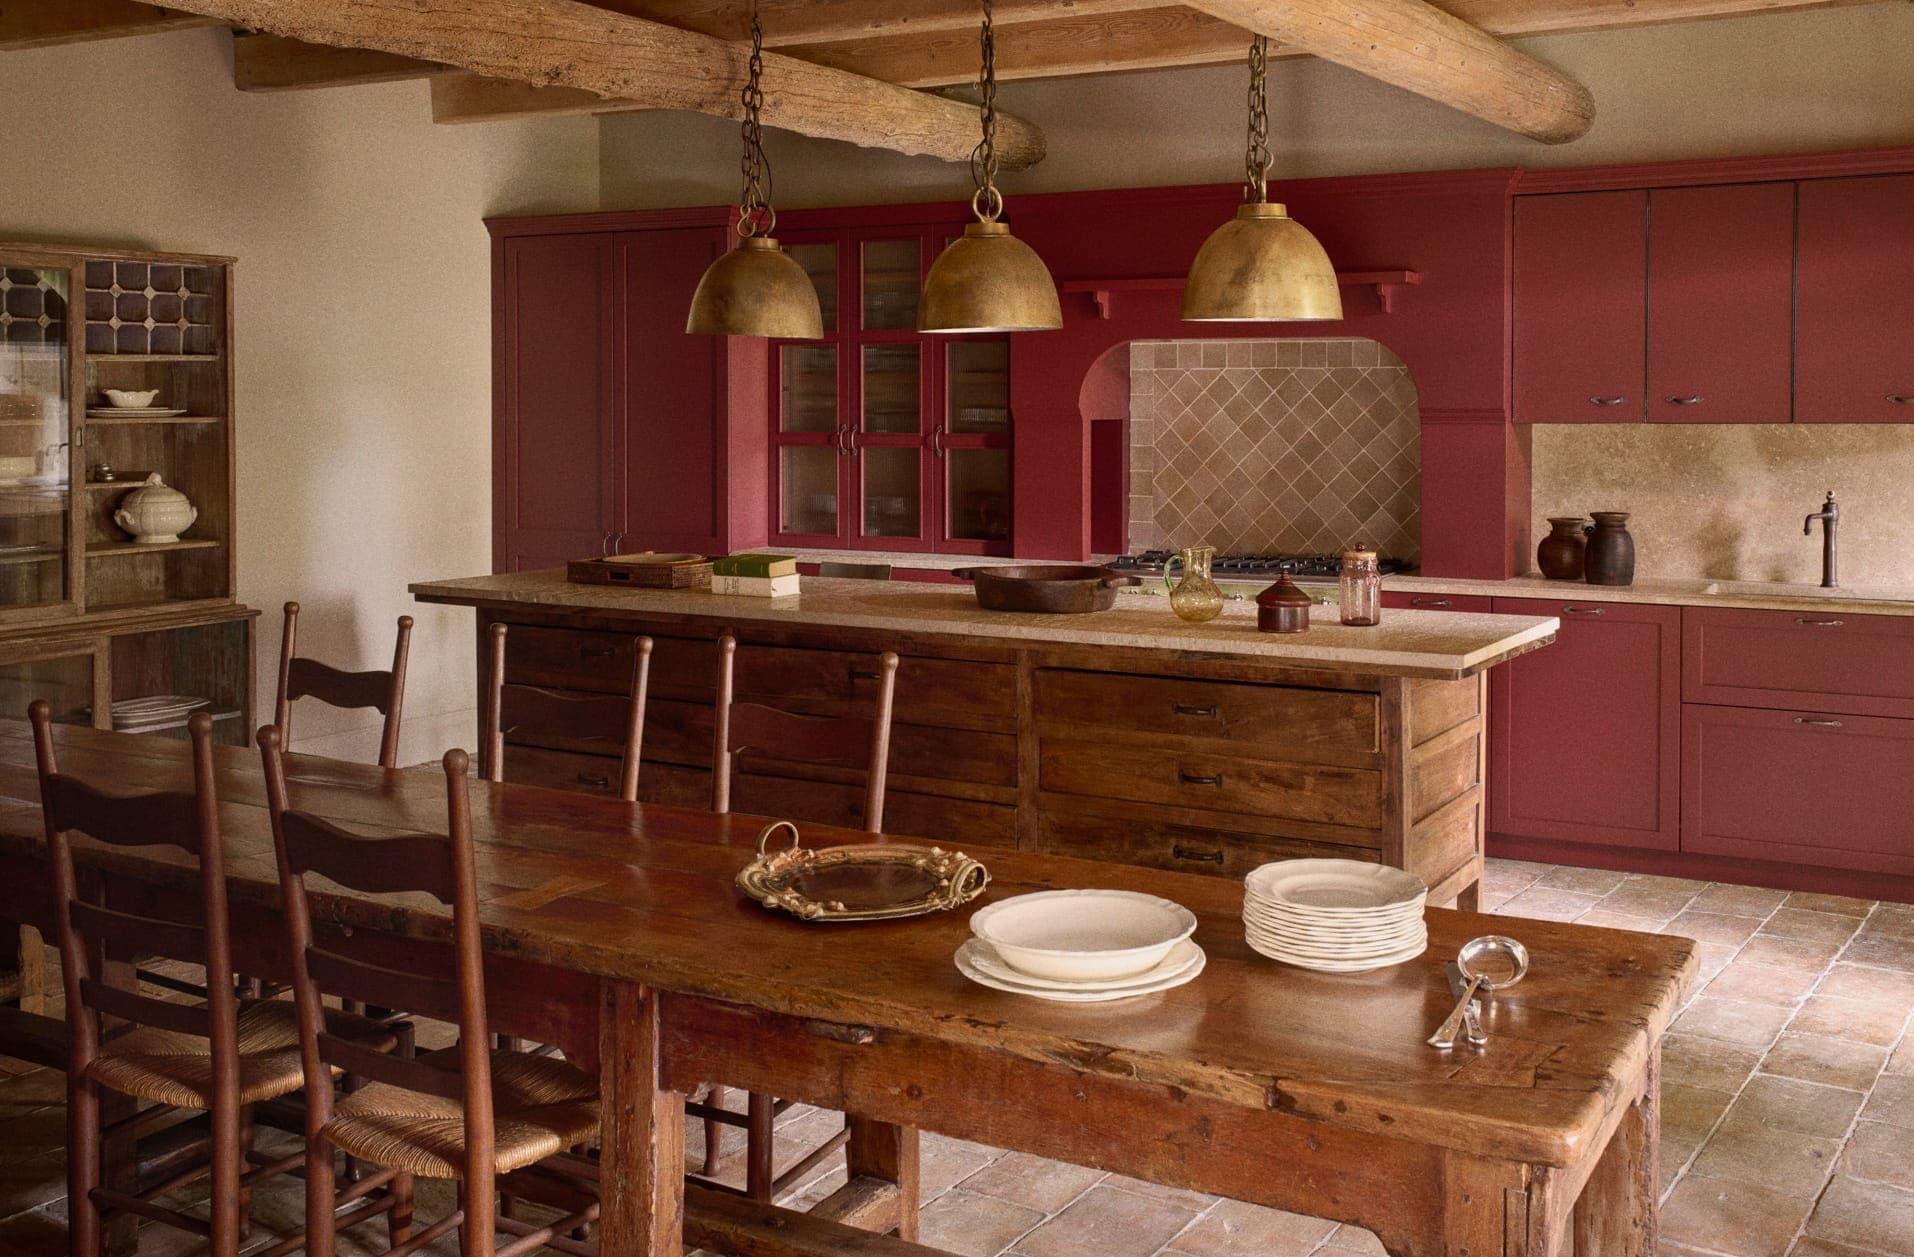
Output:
[[0, 251, 80, 619]]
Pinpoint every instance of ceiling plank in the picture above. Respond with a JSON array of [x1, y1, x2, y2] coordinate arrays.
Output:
[[1182, 0, 1595, 142], [143, 0, 1044, 168], [580, 0, 1176, 45], [0, 0, 222, 50], [233, 33, 448, 90]]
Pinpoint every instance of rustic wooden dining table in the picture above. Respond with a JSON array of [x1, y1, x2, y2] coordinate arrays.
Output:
[[0, 721, 1695, 1257]]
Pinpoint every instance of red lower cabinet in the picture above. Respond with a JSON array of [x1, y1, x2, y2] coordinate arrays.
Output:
[[1489, 598, 1682, 850], [1683, 704, 1914, 876], [1381, 592, 1494, 613]]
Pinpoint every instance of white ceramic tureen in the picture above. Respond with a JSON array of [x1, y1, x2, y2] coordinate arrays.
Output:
[[113, 474, 197, 543]]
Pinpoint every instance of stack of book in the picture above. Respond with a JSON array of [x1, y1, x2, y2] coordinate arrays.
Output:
[[710, 553, 800, 596]]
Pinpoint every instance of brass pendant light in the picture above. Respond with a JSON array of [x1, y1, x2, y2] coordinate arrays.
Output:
[[687, 5, 823, 339], [1183, 36, 1342, 323], [919, 0, 1062, 334]]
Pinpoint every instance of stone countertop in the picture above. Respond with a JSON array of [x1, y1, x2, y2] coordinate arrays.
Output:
[[1381, 573, 1914, 617], [410, 570, 1558, 680]]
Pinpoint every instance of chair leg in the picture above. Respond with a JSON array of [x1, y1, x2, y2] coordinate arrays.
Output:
[[745, 1092, 777, 1202], [305, 1138, 337, 1257], [67, 1075, 102, 1257], [236, 1103, 257, 1241], [209, 1094, 243, 1257], [461, 1179, 498, 1257], [388, 1169, 416, 1248], [701, 1085, 726, 1175]]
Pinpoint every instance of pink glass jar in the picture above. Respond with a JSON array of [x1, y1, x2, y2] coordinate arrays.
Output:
[[1339, 547, 1381, 626]]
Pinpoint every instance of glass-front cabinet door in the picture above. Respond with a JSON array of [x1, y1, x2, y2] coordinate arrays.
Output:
[[0, 250, 82, 620]]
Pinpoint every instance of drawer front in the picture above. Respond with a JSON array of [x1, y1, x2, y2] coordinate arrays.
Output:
[[502, 744, 627, 798], [1033, 808, 1366, 879], [727, 771, 1018, 850], [500, 624, 657, 695], [1039, 736, 1383, 831], [1684, 606, 1914, 718], [1380, 592, 1495, 613], [1682, 703, 1914, 876], [1034, 669, 1380, 761]]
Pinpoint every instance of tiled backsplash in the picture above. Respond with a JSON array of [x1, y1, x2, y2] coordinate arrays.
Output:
[[1127, 338, 1421, 562], [1532, 424, 1914, 588]]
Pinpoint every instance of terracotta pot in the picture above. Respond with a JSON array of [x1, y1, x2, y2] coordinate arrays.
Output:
[[1537, 516, 1589, 580], [1583, 511, 1635, 587]]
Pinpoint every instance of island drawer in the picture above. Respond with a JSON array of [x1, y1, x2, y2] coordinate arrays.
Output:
[[726, 770, 1020, 850], [1033, 669, 1381, 760], [1032, 809, 1367, 878], [498, 624, 686, 695], [503, 745, 630, 798], [1683, 606, 1914, 719], [1039, 735, 1384, 830]]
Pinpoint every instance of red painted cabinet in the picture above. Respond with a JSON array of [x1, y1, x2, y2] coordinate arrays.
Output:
[[1797, 173, 1914, 423], [1646, 183, 1795, 424], [1684, 605, 1914, 719], [1381, 592, 1494, 613], [1488, 598, 1682, 850], [1513, 191, 1648, 423]]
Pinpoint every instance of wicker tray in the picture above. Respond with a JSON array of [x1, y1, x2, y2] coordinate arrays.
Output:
[[737, 821, 990, 923], [566, 552, 712, 589]]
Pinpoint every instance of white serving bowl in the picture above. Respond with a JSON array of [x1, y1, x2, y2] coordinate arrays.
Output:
[[103, 389, 160, 408], [969, 889, 1198, 983]]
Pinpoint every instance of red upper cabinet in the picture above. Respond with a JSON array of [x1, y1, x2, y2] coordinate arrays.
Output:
[[1646, 182, 1795, 423], [1797, 173, 1914, 423], [1513, 191, 1647, 423]]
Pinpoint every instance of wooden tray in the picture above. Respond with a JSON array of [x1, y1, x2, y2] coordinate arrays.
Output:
[[566, 552, 712, 589], [737, 821, 990, 923]]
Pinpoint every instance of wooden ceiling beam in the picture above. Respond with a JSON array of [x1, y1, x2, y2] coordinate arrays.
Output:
[[430, 74, 655, 125], [232, 33, 449, 91], [0, 0, 221, 50], [1181, 0, 1596, 142], [143, 0, 1045, 168], [600, 0, 1174, 45]]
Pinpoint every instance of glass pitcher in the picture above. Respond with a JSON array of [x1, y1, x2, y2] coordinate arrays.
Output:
[[1164, 544, 1226, 623]]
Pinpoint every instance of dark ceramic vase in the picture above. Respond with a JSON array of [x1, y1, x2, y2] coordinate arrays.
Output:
[[1583, 512, 1636, 586], [1537, 516, 1588, 580]]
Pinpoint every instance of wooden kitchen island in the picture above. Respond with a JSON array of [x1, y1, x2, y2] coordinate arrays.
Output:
[[411, 571, 1557, 909]]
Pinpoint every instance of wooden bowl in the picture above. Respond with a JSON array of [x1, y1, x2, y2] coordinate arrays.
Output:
[[950, 564, 1140, 613]]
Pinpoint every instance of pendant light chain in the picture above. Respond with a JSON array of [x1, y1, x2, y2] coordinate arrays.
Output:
[[968, 0, 1004, 224], [1244, 34, 1271, 205], [737, 4, 775, 239]]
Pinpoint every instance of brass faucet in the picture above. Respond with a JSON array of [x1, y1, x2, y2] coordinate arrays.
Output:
[[1803, 491, 1839, 589]]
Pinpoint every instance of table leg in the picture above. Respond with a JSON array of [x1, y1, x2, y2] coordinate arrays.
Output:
[[1437, 1153, 1532, 1257], [596, 980, 684, 1255], [847, 1118, 920, 1240], [1572, 1049, 1659, 1257]]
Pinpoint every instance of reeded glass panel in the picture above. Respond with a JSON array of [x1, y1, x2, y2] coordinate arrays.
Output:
[[862, 344, 920, 434], [862, 447, 920, 539], [780, 446, 839, 535], [0, 653, 91, 725], [0, 262, 73, 610], [786, 242, 837, 329], [947, 448, 1010, 542], [947, 339, 1010, 434], [780, 344, 836, 433], [861, 239, 920, 330]]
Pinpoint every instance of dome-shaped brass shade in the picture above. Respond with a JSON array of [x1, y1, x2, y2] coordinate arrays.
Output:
[[1182, 202, 1343, 323], [686, 236, 824, 339], [919, 221, 1063, 334]]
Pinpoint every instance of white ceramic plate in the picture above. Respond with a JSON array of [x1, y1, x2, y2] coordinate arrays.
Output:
[[1243, 899, 1424, 927], [1245, 932, 1427, 972], [955, 939, 1207, 1002], [1245, 931, 1425, 960], [962, 938, 1204, 992], [969, 889, 1198, 983], [1245, 860, 1427, 914]]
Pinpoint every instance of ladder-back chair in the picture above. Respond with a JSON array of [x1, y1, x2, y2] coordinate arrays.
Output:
[[481, 622, 652, 800], [276, 601, 414, 768]]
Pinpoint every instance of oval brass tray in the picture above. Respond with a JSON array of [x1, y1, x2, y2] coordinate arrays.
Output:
[[737, 820, 990, 922]]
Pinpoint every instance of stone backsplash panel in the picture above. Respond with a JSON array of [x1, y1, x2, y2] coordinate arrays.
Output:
[[1127, 338, 1421, 562]]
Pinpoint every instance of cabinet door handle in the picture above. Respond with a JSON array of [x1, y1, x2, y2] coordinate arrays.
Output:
[[1171, 702, 1219, 717], [1171, 843, 1225, 864], [576, 772, 611, 787], [1793, 717, 1844, 728], [834, 425, 853, 456], [1587, 396, 1626, 406], [1663, 395, 1705, 406], [1411, 597, 1452, 608], [1795, 617, 1844, 628], [1177, 770, 1224, 787], [1562, 606, 1606, 616], [1886, 394, 1913, 405], [600, 532, 615, 556], [849, 667, 881, 681], [930, 423, 946, 458]]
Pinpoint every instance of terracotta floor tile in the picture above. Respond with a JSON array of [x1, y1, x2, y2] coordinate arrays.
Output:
[[1728, 1074, 1867, 1139], [1707, 960, 1824, 1007], [1160, 1198, 1338, 1255], [1761, 1034, 1890, 1092], [1603, 878, 1706, 918], [1860, 1076, 1914, 1132], [1843, 934, 1914, 973], [1669, 909, 1768, 948], [1673, 995, 1795, 1049], [1690, 883, 1790, 919], [1840, 1120, 1914, 1192], [1577, 907, 1676, 932], [921, 1133, 1008, 1199], [1665, 1034, 1765, 1092], [1016, 1184, 1201, 1257], [1100, 1173, 1215, 1211], [1534, 865, 1630, 896], [1323, 1224, 1387, 1254], [1783, 892, 1876, 919], [1789, 995, 1913, 1047], [918, 1188, 1047, 1257], [1888, 1036, 1914, 1076], [1741, 933, 1852, 971], [1787, 1240, 1892, 1257], [1686, 1114, 1842, 1198], [959, 1153, 1108, 1214], [1661, 1173, 1816, 1257], [1492, 887, 1603, 923], [1661, 1083, 1738, 1145], [1763, 909, 1867, 945], [1816, 963, 1914, 1006], [1804, 1175, 1914, 1254]]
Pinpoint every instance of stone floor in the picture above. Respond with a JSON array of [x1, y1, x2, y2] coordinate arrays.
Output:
[[0, 856, 1909, 1256]]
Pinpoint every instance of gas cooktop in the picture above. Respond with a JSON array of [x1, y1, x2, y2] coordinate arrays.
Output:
[[1108, 551, 1412, 579]]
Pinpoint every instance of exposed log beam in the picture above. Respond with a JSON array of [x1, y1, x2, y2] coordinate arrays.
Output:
[[623, 0, 1174, 44], [233, 33, 449, 90], [0, 0, 221, 50], [1182, 0, 1596, 142], [1447, 0, 1900, 37], [430, 74, 656, 125], [147, 0, 1045, 167]]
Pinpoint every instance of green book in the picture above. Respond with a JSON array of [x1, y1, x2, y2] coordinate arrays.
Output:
[[712, 552, 798, 579]]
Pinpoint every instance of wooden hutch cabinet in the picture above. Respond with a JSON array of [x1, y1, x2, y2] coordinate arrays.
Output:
[[0, 241, 254, 747]]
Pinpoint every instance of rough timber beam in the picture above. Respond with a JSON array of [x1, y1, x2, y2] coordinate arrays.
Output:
[[148, 0, 1046, 168], [0, 0, 221, 49], [232, 33, 450, 90], [1182, 0, 1596, 142]]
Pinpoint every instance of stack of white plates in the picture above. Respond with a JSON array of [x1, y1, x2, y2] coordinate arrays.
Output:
[[956, 888, 1206, 1003], [1243, 859, 1428, 972]]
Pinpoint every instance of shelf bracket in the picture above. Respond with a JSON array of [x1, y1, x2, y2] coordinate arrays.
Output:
[[1059, 270, 1420, 320]]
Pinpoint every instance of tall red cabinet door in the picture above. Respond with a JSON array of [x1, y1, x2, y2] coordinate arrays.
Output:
[[494, 233, 617, 573], [1513, 191, 1647, 423], [1798, 173, 1914, 423], [1488, 598, 1682, 851], [617, 227, 728, 553], [1647, 182, 1795, 424]]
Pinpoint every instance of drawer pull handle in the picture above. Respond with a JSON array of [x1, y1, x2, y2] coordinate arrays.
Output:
[[1171, 703, 1220, 718], [576, 772, 611, 787], [1171, 843, 1225, 864], [1562, 606, 1606, 616], [579, 646, 616, 659], [1411, 597, 1452, 608], [849, 667, 881, 681], [1887, 394, 1913, 405], [1793, 717, 1844, 728], [1664, 395, 1704, 406], [1587, 396, 1626, 406], [1178, 770, 1224, 787], [1795, 617, 1844, 628], [804, 1019, 877, 1045]]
